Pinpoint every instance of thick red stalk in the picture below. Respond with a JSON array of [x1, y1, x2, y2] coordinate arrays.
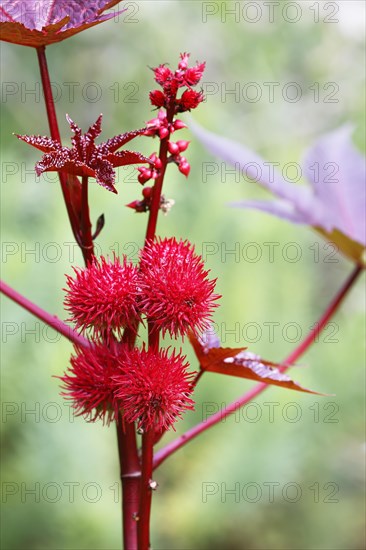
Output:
[[116, 417, 140, 550], [138, 429, 154, 549], [80, 176, 95, 264], [36, 47, 81, 247], [0, 280, 89, 349], [153, 264, 363, 470], [147, 321, 160, 352], [116, 107, 176, 544], [118, 325, 141, 549]]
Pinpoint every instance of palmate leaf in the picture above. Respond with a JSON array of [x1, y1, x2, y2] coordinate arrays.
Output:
[[0, 0, 125, 47], [191, 120, 366, 265], [189, 331, 327, 396]]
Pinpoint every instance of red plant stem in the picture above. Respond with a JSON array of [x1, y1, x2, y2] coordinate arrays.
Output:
[[0, 279, 89, 349], [117, 107, 176, 546], [145, 106, 175, 242], [191, 369, 204, 389], [147, 321, 160, 352], [80, 176, 94, 264], [138, 429, 154, 550], [36, 46, 80, 245], [116, 110, 175, 543], [116, 416, 141, 550], [153, 264, 363, 470]]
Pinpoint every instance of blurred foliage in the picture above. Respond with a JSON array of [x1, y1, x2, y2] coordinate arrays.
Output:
[[1, 1, 365, 549]]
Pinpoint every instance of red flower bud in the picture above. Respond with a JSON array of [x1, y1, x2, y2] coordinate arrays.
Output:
[[126, 200, 148, 212], [159, 127, 169, 139], [153, 65, 173, 86], [138, 168, 152, 184], [142, 186, 153, 199], [184, 62, 206, 86], [149, 89, 166, 108], [154, 157, 163, 170], [173, 119, 187, 131], [176, 140, 190, 152], [179, 161, 191, 177], [178, 52, 190, 70], [178, 89, 204, 112], [168, 141, 180, 155]]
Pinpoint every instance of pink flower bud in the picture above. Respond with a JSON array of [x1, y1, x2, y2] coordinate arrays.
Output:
[[176, 140, 190, 152], [154, 157, 163, 170], [138, 169, 152, 184], [168, 141, 180, 155], [142, 186, 153, 199], [179, 161, 190, 177], [173, 119, 187, 131], [159, 127, 169, 139]]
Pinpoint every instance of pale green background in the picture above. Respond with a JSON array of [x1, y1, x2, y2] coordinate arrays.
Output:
[[1, 1, 365, 549]]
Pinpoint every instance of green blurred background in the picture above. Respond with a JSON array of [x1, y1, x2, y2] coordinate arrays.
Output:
[[1, 1, 365, 549]]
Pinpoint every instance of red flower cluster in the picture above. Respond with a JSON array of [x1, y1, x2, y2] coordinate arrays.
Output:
[[64, 255, 140, 338], [149, 52, 205, 113], [138, 238, 220, 338], [130, 53, 205, 191], [61, 342, 194, 430]]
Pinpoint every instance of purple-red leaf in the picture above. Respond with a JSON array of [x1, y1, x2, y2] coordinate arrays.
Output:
[[0, 1, 125, 47], [191, 120, 366, 264], [16, 114, 150, 193], [102, 128, 149, 154], [189, 331, 327, 395]]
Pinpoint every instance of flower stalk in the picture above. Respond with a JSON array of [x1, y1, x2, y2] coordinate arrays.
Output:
[[116, 417, 140, 550], [145, 105, 175, 242], [0, 279, 89, 349], [138, 429, 155, 549], [36, 46, 82, 249], [80, 176, 95, 263]]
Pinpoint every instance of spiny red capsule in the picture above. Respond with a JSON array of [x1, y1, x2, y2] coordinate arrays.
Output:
[[59, 343, 121, 425], [138, 237, 220, 338], [113, 345, 195, 431], [64, 255, 140, 338]]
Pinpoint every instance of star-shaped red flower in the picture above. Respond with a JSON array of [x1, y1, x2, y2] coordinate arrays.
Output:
[[0, 0, 125, 48], [16, 114, 150, 193]]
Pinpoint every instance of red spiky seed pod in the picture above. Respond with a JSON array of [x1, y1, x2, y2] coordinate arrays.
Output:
[[114, 346, 195, 431], [138, 237, 220, 338], [59, 342, 120, 425], [64, 255, 139, 337]]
